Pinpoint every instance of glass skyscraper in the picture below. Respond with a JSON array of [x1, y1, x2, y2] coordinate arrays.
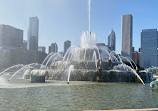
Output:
[[27, 17, 39, 51], [108, 29, 115, 51], [64, 40, 71, 54], [141, 29, 158, 68]]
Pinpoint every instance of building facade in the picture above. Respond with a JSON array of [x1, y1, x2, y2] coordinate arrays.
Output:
[[121, 14, 133, 58], [27, 17, 39, 51], [141, 29, 158, 68], [0, 25, 23, 49], [64, 40, 71, 54], [38, 46, 46, 53], [23, 40, 27, 50], [96, 43, 107, 51], [108, 29, 115, 51], [132, 50, 140, 66], [49, 43, 58, 53]]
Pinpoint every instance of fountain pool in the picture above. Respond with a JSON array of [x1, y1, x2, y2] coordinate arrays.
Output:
[[0, 81, 158, 110]]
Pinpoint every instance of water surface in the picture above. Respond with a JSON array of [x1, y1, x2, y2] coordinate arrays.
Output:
[[0, 81, 158, 111]]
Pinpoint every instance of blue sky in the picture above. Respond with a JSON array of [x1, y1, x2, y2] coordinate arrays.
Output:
[[0, 0, 158, 53]]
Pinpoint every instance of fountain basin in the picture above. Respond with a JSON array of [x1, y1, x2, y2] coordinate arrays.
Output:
[[24, 69, 49, 83], [49, 69, 151, 83], [23, 67, 152, 83], [139, 71, 153, 83], [68, 70, 137, 82]]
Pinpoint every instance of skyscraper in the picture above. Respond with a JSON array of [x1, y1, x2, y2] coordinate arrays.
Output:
[[141, 29, 158, 68], [108, 29, 115, 51], [27, 17, 39, 51], [121, 14, 133, 58], [49, 43, 58, 53], [0, 24, 23, 49], [64, 40, 71, 54]]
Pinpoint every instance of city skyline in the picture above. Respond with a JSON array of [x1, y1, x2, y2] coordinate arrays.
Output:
[[0, 0, 158, 53]]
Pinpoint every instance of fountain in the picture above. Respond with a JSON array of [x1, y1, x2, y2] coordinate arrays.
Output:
[[12, 31, 150, 84], [0, 30, 151, 84], [67, 65, 74, 84]]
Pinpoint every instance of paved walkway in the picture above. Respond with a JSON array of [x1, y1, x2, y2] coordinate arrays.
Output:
[[87, 108, 158, 111]]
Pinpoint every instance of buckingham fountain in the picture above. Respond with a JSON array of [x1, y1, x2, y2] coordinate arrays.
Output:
[[0, 31, 153, 85]]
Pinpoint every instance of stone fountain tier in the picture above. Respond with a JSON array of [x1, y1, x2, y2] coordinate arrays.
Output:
[[50, 61, 120, 70], [49, 69, 152, 83], [139, 71, 153, 83], [50, 69, 136, 82], [23, 69, 49, 83], [23, 68, 152, 83], [30, 75, 45, 83]]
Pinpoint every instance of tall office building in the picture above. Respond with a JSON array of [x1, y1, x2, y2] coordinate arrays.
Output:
[[49, 43, 58, 53], [141, 29, 158, 68], [27, 17, 39, 51], [0, 24, 23, 49], [121, 14, 133, 58], [108, 29, 115, 51], [64, 40, 71, 54]]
